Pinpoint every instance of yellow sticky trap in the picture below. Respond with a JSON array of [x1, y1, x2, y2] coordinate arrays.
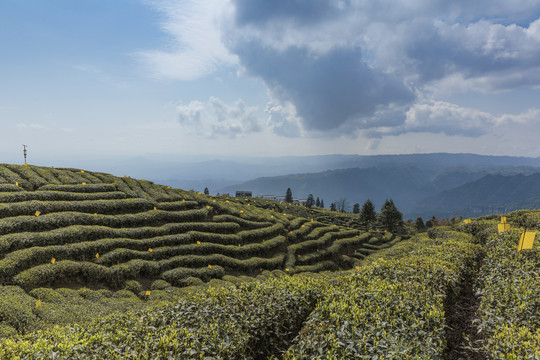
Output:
[[36, 299, 42, 308], [15, 182, 18, 187], [94, 213, 97, 216], [240, 210, 244, 213], [271, 215, 274, 218], [35, 211, 41, 217], [213, 199, 216, 202], [355, 266, 361, 271], [464, 219, 472, 224], [206, 206, 210, 209], [167, 186, 171, 189], [182, 199, 185, 202], [285, 268, 289, 272], [95, 253, 99, 259], [311, 219, 314, 222], [82, 182, 86, 186], [145, 291, 151, 296], [148, 248, 152, 253], [124, 175, 127, 178], [207, 265, 212, 269], [238, 244, 241, 247], [518, 232, 536, 251], [80, 170, 84, 174], [501, 216, 507, 224], [51, 258, 56, 264], [197, 192, 201, 195], [196, 241, 201, 245], [498, 223, 511, 233], [154, 206, 157, 211], [24, 163, 28, 166]]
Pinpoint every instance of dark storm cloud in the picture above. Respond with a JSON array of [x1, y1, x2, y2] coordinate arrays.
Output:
[[229, 42, 414, 132]]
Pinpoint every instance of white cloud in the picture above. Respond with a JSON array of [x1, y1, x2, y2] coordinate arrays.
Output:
[[138, 0, 237, 80], [176, 96, 262, 138]]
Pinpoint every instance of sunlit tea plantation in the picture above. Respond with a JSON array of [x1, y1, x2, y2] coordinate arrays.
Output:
[[0, 163, 538, 359]]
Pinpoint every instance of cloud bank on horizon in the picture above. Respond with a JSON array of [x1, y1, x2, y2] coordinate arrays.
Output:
[[139, 0, 540, 145]]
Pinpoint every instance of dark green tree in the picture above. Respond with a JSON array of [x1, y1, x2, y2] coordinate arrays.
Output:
[[204, 187, 209, 195], [305, 194, 315, 208], [415, 217, 426, 232], [330, 202, 336, 211], [380, 199, 403, 232], [285, 188, 293, 203], [320, 199, 324, 208], [315, 197, 320, 207], [359, 199, 376, 230], [352, 203, 360, 214], [425, 219, 434, 228]]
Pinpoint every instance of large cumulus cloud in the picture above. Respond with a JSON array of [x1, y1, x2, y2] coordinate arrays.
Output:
[[142, 0, 540, 138]]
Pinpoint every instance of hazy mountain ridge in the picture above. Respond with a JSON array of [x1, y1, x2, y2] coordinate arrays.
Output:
[[217, 154, 540, 219]]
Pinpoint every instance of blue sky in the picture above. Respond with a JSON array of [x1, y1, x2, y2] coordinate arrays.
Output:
[[2, 0, 540, 167]]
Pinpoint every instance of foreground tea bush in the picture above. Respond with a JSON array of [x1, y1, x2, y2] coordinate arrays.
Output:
[[476, 229, 540, 359], [0, 276, 323, 359], [285, 233, 481, 359]]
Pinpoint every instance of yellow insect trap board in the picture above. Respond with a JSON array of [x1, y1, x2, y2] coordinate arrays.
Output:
[[497, 223, 510, 233], [518, 232, 536, 251]]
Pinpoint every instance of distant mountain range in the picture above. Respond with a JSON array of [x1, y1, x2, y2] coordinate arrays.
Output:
[[412, 173, 540, 219], [216, 153, 540, 219]]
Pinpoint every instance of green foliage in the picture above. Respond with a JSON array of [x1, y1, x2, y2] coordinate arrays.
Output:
[[359, 199, 376, 230], [285, 188, 293, 203], [379, 199, 403, 232], [476, 228, 540, 358]]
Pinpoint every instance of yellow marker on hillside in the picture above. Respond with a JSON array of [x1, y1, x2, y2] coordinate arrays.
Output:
[[464, 218, 472, 224], [501, 216, 507, 224], [35, 211, 41, 217], [148, 248, 152, 253], [197, 241, 201, 245], [285, 268, 289, 272], [36, 299, 42, 308], [208, 265, 212, 269], [51, 258, 56, 264], [80, 170, 84, 174], [95, 253, 99, 259], [145, 291, 151, 296], [498, 223, 511, 233], [82, 182, 86, 186], [154, 206, 157, 211], [355, 266, 361, 271], [518, 232, 536, 251], [94, 213, 97, 216], [15, 182, 18, 187], [167, 186, 171, 189]]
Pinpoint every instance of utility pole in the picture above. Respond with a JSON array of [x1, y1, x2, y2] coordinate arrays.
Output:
[[22, 144, 28, 165]]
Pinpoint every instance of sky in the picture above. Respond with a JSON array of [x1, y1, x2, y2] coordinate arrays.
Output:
[[1, 0, 540, 168]]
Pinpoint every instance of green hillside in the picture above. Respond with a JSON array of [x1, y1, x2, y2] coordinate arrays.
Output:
[[0, 163, 538, 359]]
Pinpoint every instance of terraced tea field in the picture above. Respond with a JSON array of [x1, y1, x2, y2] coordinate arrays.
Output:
[[0, 164, 401, 293]]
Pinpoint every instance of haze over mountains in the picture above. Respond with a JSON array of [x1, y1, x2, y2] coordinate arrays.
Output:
[[64, 152, 540, 220]]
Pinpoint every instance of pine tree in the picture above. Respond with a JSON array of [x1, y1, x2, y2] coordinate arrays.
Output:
[[415, 217, 426, 232], [380, 199, 403, 232], [285, 188, 293, 203], [352, 203, 360, 214], [330, 202, 336, 211], [316, 197, 320, 207], [359, 199, 376, 230], [204, 187, 209, 195], [305, 194, 314, 208], [320, 199, 324, 208]]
